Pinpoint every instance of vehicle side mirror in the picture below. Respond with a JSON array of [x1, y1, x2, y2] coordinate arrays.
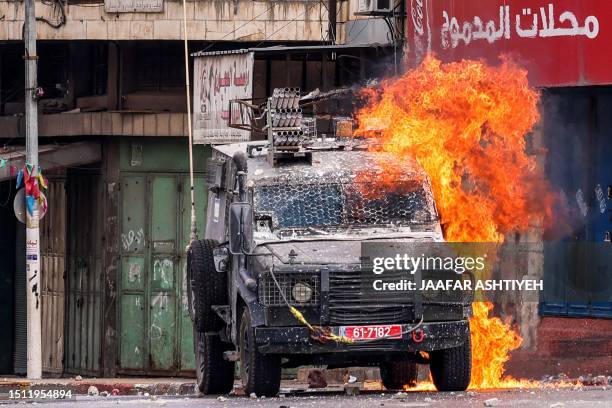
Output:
[[229, 202, 254, 255]]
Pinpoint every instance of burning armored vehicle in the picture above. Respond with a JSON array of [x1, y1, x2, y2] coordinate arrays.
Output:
[[187, 89, 472, 397]]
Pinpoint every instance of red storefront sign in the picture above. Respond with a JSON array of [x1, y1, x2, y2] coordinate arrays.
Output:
[[407, 0, 612, 87]]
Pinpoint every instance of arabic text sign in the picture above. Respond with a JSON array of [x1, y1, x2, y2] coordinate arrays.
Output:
[[193, 52, 254, 144], [105, 0, 163, 13], [407, 0, 612, 87]]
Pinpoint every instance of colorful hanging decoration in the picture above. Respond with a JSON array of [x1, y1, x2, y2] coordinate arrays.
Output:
[[16, 169, 24, 189], [0, 159, 6, 168], [37, 173, 48, 189], [39, 193, 48, 216], [9, 165, 16, 177], [19, 163, 49, 216], [26, 195, 36, 216]]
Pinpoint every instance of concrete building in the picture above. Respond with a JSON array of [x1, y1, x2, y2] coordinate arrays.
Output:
[[0, 0, 399, 377]]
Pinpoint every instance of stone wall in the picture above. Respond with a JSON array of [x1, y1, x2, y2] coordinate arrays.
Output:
[[0, 0, 329, 41]]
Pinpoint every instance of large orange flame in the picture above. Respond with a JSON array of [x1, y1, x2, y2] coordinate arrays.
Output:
[[356, 57, 555, 389]]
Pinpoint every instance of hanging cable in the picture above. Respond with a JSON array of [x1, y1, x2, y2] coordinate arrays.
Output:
[[36, 0, 66, 29], [182, 0, 197, 244]]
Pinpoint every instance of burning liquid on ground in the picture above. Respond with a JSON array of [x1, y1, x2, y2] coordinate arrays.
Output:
[[355, 57, 557, 389]]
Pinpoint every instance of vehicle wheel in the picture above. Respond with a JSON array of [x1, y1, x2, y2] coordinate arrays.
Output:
[[239, 308, 281, 397], [380, 361, 418, 390], [193, 330, 235, 395], [430, 332, 472, 391], [187, 239, 226, 332]]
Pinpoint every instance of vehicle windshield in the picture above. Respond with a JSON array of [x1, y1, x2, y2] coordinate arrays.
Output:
[[253, 181, 436, 232]]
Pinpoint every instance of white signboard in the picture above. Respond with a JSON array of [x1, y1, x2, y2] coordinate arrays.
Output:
[[193, 52, 254, 144], [105, 0, 163, 13]]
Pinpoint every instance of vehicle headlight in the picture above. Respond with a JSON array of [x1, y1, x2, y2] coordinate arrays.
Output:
[[292, 282, 313, 304]]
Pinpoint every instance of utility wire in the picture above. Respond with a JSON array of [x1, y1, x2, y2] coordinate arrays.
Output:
[[347, 17, 372, 44], [253, 1, 321, 49], [194, 3, 276, 55]]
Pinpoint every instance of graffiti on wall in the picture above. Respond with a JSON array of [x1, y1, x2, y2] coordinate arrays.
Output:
[[122, 228, 144, 252]]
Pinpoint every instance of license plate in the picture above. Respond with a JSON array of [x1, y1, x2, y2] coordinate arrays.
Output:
[[339, 325, 402, 340]]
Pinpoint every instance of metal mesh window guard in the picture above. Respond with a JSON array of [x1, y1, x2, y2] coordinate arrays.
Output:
[[253, 182, 435, 229]]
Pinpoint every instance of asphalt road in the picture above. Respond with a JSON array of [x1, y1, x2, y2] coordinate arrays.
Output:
[[1, 387, 610, 408]]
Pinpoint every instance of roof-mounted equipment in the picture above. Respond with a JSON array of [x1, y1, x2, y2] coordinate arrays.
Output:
[[266, 88, 315, 165]]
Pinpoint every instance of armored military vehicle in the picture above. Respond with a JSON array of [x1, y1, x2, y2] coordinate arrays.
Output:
[[187, 88, 471, 397]]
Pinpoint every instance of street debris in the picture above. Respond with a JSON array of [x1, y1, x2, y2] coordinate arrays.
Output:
[[392, 392, 407, 399], [217, 396, 227, 402], [484, 397, 500, 407], [578, 375, 609, 386], [345, 384, 360, 396], [308, 369, 327, 388], [231, 384, 245, 396], [87, 385, 99, 396]]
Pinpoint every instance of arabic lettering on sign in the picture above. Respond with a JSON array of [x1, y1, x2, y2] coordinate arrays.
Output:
[[442, 3, 600, 49], [193, 52, 254, 144], [104, 0, 163, 13], [210, 71, 250, 94]]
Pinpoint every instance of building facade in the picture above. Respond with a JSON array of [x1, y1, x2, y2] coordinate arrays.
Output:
[[405, 0, 612, 377], [0, 0, 399, 377]]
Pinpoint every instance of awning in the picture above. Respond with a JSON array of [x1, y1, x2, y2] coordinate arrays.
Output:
[[0, 142, 102, 181], [191, 43, 389, 57]]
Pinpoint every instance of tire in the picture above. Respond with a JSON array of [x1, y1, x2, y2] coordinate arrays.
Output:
[[430, 332, 472, 392], [239, 308, 281, 397], [380, 361, 418, 390], [193, 329, 235, 395], [187, 239, 226, 332]]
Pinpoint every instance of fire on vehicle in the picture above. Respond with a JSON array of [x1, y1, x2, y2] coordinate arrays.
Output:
[[186, 88, 473, 397]]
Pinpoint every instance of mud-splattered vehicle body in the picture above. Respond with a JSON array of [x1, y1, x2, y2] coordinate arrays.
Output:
[[187, 141, 472, 396]]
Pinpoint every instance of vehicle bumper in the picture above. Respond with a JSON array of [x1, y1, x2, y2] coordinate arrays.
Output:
[[254, 320, 469, 354]]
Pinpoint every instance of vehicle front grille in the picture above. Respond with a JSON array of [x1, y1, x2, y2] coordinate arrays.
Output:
[[258, 272, 320, 307], [328, 269, 414, 325]]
